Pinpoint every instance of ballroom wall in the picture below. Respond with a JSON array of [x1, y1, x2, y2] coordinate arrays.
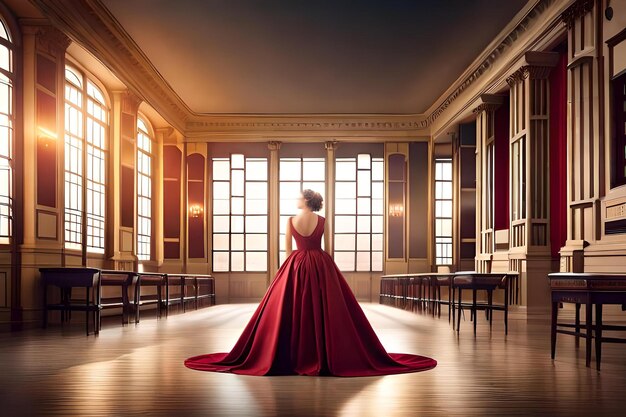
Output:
[[1, 0, 625, 328]]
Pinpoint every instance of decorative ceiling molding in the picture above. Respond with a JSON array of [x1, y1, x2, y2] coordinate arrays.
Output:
[[185, 114, 428, 135], [418, 0, 556, 129], [472, 94, 505, 114], [560, 0, 594, 29], [27, 0, 561, 138], [506, 51, 560, 85], [29, 0, 190, 132]]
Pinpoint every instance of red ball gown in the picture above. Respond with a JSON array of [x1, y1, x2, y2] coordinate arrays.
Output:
[[184, 215, 437, 377]]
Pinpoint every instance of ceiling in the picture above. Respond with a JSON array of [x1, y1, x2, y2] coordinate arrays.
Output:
[[101, 0, 528, 115]]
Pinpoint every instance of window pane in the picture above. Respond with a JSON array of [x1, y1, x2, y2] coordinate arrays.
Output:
[[246, 159, 267, 180], [246, 215, 267, 233], [280, 160, 301, 181], [231, 251, 244, 271], [246, 234, 267, 251], [213, 234, 229, 251], [335, 198, 356, 215], [334, 252, 355, 271], [213, 216, 230, 233], [335, 216, 356, 233], [336, 160, 356, 181], [335, 182, 356, 199], [246, 252, 267, 271], [335, 234, 355, 251], [231, 153, 244, 169], [358, 154, 371, 169], [213, 252, 229, 272], [213, 160, 230, 180], [356, 252, 370, 271], [231, 234, 244, 251], [303, 160, 325, 181]]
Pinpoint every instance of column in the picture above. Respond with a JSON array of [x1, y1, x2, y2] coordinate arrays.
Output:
[[473, 94, 504, 272], [506, 51, 558, 314], [267, 141, 281, 282], [560, 0, 602, 272], [19, 24, 70, 325], [324, 141, 337, 257], [108, 90, 141, 270]]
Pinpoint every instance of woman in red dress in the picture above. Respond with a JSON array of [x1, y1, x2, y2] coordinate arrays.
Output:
[[184, 189, 436, 377]]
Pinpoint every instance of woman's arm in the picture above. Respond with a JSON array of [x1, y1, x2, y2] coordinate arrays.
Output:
[[324, 218, 331, 256], [285, 216, 293, 258]]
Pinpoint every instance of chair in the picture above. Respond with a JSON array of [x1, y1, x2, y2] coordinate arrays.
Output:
[[41, 267, 102, 336]]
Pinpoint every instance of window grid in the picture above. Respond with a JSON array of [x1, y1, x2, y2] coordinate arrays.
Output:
[[435, 159, 453, 265], [212, 154, 268, 272], [64, 67, 108, 253], [279, 157, 326, 266], [334, 154, 383, 272], [0, 19, 13, 244], [136, 118, 152, 261]]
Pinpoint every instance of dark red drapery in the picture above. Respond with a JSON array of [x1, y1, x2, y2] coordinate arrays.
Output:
[[494, 100, 510, 231], [549, 50, 568, 259]]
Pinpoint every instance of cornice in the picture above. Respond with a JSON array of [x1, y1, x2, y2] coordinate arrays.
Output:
[[29, 0, 189, 132], [506, 51, 560, 85], [472, 94, 505, 114], [420, 0, 557, 129], [28, 0, 564, 139], [185, 114, 428, 135], [560, 0, 594, 29]]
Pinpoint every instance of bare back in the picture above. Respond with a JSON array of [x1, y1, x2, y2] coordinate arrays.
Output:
[[291, 213, 320, 237]]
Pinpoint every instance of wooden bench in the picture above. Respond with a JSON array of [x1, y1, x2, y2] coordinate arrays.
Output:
[[100, 270, 138, 325], [452, 272, 511, 335], [164, 274, 216, 314]]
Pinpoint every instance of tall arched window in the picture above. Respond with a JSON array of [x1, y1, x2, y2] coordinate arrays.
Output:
[[64, 65, 108, 253], [136, 117, 152, 260], [0, 17, 14, 244]]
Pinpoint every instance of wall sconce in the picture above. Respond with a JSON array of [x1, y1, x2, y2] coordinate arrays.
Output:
[[189, 204, 203, 218], [389, 203, 404, 217]]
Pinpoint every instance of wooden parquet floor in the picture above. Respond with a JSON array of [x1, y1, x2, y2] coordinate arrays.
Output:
[[0, 303, 624, 417]]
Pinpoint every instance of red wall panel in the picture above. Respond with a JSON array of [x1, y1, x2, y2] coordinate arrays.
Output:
[[494, 100, 510, 231], [163, 146, 182, 258], [36, 90, 57, 208], [187, 153, 205, 258], [549, 50, 568, 258]]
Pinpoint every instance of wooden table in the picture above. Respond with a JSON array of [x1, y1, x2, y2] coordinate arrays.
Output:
[[549, 273, 626, 370], [41, 267, 102, 336]]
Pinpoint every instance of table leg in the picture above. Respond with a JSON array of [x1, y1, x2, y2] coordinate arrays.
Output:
[[449, 285, 453, 324], [585, 301, 592, 367], [595, 303, 602, 371], [85, 287, 90, 336], [504, 281, 509, 335], [42, 284, 48, 329], [472, 289, 477, 335], [551, 300, 558, 359], [487, 290, 493, 331], [457, 288, 462, 333], [575, 303, 580, 347]]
